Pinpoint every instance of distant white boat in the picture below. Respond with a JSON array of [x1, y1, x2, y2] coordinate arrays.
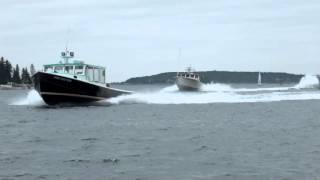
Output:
[[176, 67, 202, 91], [258, 72, 262, 86]]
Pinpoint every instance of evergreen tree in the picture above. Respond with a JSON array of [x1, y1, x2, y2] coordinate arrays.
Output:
[[0, 57, 4, 84], [12, 64, 21, 84], [4, 60, 12, 84], [26, 68, 32, 84], [30, 64, 36, 76], [21, 68, 26, 84], [21, 68, 32, 84]]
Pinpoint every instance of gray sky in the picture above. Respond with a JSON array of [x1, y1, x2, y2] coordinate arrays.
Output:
[[1, 0, 320, 81]]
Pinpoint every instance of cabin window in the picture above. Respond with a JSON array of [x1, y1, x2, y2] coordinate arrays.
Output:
[[75, 66, 84, 75], [86, 66, 94, 82], [85, 66, 106, 83], [100, 69, 105, 83], [94, 68, 100, 82], [64, 66, 74, 74], [44, 66, 53, 73], [54, 66, 63, 73]]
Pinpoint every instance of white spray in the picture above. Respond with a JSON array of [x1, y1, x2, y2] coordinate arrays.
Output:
[[10, 90, 44, 106]]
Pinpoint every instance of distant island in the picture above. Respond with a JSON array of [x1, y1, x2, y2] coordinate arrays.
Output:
[[124, 71, 304, 84]]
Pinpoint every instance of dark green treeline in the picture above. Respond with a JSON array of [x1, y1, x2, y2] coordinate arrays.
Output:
[[0, 56, 35, 85]]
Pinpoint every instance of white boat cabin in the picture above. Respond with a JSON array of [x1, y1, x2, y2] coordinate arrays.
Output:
[[177, 67, 200, 81], [177, 72, 200, 81], [44, 62, 106, 84], [43, 50, 106, 84]]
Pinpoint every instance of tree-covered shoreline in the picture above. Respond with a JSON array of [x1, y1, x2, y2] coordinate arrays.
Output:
[[0, 56, 35, 86]]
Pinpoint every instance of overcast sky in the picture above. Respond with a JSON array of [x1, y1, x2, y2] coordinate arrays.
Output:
[[1, 0, 320, 81]]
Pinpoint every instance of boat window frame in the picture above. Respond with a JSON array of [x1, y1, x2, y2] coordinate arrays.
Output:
[[84, 65, 106, 83], [74, 65, 85, 75], [44, 66, 54, 73], [85, 65, 94, 82], [93, 67, 100, 82], [53, 66, 64, 73], [64, 65, 74, 75]]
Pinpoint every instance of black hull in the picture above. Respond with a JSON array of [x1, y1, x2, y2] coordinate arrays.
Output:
[[33, 72, 131, 105]]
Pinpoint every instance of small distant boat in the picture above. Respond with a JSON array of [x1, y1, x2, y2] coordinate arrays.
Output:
[[32, 49, 131, 105], [258, 72, 262, 86], [176, 67, 202, 91]]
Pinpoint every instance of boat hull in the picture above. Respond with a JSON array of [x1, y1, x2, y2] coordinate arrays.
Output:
[[33, 72, 130, 105], [176, 76, 202, 91]]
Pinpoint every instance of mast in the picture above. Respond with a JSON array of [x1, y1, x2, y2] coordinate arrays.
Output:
[[177, 48, 182, 76], [61, 29, 74, 64]]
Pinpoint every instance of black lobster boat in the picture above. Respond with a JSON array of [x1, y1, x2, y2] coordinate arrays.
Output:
[[32, 49, 131, 105]]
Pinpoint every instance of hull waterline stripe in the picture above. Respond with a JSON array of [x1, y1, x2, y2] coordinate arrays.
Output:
[[40, 92, 106, 100]]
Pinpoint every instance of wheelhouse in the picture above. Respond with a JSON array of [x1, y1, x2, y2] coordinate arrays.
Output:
[[177, 72, 200, 80], [176, 66, 200, 81], [43, 61, 106, 84]]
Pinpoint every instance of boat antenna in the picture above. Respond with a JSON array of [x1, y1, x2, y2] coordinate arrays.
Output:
[[177, 48, 182, 76], [61, 29, 74, 64], [65, 28, 71, 52]]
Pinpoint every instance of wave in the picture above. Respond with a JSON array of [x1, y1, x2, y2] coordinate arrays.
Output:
[[233, 86, 291, 92], [294, 75, 319, 89], [107, 86, 320, 105], [201, 83, 233, 92], [10, 90, 45, 106]]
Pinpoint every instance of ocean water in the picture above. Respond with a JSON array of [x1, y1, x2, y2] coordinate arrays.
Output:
[[1, 75, 320, 179]]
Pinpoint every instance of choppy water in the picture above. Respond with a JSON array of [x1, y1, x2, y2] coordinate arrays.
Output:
[[1, 75, 320, 179]]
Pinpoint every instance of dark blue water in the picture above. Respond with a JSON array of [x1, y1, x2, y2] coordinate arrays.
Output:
[[1, 84, 320, 180]]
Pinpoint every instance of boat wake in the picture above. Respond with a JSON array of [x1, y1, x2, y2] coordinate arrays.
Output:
[[10, 75, 320, 106], [294, 75, 319, 89], [108, 88, 320, 105], [108, 75, 320, 105]]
